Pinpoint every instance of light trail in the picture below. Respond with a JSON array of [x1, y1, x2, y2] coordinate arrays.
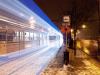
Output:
[[0, 46, 59, 75], [0, 0, 58, 33]]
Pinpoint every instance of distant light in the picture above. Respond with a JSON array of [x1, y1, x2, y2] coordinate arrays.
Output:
[[82, 25, 86, 28], [77, 30, 80, 33], [30, 20, 35, 23], [78, 31, 80, 33], [30, 16, 33, 19], [71, 29, 73, 32]]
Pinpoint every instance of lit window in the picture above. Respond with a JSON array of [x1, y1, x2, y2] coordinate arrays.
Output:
[[30, 32, 34, 41], [25, 32, 29, 41]]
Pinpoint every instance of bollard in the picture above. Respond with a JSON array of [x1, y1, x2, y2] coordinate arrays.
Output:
[[64, 50, 69, 65]]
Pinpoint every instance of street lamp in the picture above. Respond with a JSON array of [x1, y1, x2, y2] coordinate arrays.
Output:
[[82, 25, 86, 28], [71, 29, 73, 32]]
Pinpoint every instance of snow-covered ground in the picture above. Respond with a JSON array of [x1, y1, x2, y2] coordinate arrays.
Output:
[[42, 46, 100, 75], [1, 44, 100, 75], [41, 45, 77, 75], [0, 45, 60, 75]]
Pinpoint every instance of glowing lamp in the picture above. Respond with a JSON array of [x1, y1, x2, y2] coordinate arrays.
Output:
[[82, 25, 86, 28]]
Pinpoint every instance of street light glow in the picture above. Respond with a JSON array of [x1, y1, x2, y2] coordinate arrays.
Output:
[[71, 29, 73, 32], [82, 25, 86, 28], [78, 31, 80, 33], [77, 30, 80, 33]]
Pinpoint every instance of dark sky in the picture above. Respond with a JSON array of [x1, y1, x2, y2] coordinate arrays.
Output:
[[33, 0, 99, 38]]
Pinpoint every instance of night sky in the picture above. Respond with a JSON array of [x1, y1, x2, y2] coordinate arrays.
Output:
[[20, 0, 99, 39]]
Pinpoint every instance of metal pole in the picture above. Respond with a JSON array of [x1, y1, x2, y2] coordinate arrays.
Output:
[[66, 23, 67, 50]]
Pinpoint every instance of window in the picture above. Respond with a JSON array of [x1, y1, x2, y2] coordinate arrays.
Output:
[[43, 35, 47, 40], [34, 33, 40, 40], [0, 29, 7, 41], [20, 32, 23, 41], [43, 35, 45, 40], [25, 32, 30, 41], [34, 33, 37, 40], [30, 32, 34, 41], [37, 34, 40, 40], [49, 36, 56, 40], [15, 31, 19, 41], [40, 34, 42, 40], [57, 36, 60, 40], [7, 33, 13, 42], [7, 30, 14, 42], [0, 33, 6, 41]]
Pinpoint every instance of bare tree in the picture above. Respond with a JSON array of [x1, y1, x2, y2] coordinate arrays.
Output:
[[67, 0, 96, 39], [65, 0, 97, 55]]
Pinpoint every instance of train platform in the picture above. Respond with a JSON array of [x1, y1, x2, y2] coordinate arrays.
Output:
[[42, 44, 100, 75]]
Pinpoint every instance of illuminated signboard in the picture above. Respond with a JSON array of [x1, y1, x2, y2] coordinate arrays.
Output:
[[62, 15, 70, 23]]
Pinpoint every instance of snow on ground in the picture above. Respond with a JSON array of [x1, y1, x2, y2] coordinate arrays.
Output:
[[41, 65, 77, 75], [41, 45, 77, 75], [41, 46, 100, 75], [1, 44, 100, 75]]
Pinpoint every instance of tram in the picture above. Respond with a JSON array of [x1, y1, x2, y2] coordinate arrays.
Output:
[[0, 0, 63, 56]]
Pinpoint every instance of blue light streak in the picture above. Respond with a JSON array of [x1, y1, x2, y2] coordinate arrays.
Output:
[[0, 0, 62, 35], [19, 0, 62, 34]]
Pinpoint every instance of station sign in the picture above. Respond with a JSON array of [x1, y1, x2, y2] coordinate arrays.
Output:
[[62, 15, 70, 23]]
